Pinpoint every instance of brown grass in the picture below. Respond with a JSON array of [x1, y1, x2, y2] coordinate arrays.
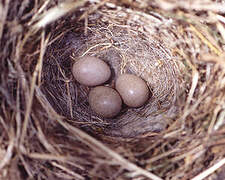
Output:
[[0, 0, 225, 179]]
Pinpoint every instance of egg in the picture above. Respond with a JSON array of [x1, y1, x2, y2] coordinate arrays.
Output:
[[88, 86, 122, 118], [72, 56, 111, 86], [115, 74, 150, 107]]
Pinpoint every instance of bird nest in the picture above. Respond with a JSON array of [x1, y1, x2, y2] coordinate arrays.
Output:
[[1, 0, 225, 180], [41, 6, 182, 138]]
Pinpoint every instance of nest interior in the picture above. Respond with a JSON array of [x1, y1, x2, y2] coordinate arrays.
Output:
[[1, 0, 225, 180], [41, 7, 182, 138]]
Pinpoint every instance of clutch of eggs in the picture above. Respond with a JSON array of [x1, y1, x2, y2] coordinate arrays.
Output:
[[72, 56, 150, 118]]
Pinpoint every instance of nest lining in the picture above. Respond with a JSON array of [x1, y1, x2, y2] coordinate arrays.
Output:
[[41, 7, 183, 138]]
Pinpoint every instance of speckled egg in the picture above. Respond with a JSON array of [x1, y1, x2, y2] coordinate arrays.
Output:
[[88, 86, 122, 118], [115, 74, 150, 107], [72, 56, 111, 86]]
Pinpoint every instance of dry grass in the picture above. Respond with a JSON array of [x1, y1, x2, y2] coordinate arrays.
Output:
[[0, 0, 225, 179]]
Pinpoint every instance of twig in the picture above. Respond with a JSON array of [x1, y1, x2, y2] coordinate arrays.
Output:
[[192, 158, 225, 180], [0, 0, 10, 40], [190, 25, 222, 56], [33, 0, 88, 29], [51, 162, 84, 180], [20, 31, 48, 145], [0, 129, 14, 170], [157, 0, 225, 13]]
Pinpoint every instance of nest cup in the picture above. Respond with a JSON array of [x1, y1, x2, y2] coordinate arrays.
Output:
[[42, 7, 182, 138]]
